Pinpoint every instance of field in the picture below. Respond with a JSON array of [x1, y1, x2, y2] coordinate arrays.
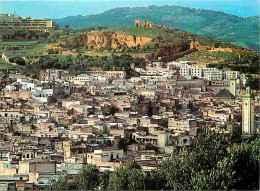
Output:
[[0, 60, 16, 69], [177, 51, 238, 65], [0, 40, 49, 58], [0, 41, 38, 46], [107, 27, 173, 38]]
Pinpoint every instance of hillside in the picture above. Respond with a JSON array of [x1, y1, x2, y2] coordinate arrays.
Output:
[[54, 5, 260, 50]]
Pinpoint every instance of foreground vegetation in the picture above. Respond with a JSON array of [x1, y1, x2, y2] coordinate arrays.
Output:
[[50, 132, 259, 190]]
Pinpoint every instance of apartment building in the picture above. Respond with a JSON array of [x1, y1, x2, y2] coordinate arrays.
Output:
[[0, 14, 57, 32]]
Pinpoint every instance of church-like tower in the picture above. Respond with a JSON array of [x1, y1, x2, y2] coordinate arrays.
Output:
[[242, 87, 255, 137], [229, 72, 236, 96]]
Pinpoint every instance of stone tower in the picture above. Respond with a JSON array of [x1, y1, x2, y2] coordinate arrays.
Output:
[[190, 41, 200, 49], [242, 87, 255, 137], [144, 20, 150, 28], [229, 72, 237, 96], [135, 20, 142, 27]]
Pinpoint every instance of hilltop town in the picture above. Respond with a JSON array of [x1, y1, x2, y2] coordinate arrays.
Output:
[[0, 14, 259, 190]]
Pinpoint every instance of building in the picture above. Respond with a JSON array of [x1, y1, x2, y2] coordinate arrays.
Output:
[[206, 70, 223, 81], [225, 71, 240, 80], [215, 89, 236, 100], [180, 68, 190, 77], [191, 68, 203, 78], [229, 73, 237, 96], [40, 69, 63, 81], [84, 71, 126, 79], [0, 14, 57, 32], [242, 87, 255, 137]]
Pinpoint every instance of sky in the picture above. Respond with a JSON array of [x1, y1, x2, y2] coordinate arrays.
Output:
[[0, 0, 259, 19]]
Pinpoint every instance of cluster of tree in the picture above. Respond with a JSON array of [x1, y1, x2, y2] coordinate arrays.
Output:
[[18, 54, 143, 78], [68, 54, 143, 78], [246, 75, 260, 90], [63, 25, 107, 32], [0, 30, 49, 41], [209, 53, 259, 75], [9, 57, 26, 66], [50, 132, 259, 190]]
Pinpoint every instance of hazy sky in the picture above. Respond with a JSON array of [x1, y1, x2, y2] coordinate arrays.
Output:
[[0, 0, 259, 19]]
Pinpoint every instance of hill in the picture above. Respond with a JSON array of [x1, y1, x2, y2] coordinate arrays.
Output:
[[59, 26, 253, 63], [54, 5, 260, 50]]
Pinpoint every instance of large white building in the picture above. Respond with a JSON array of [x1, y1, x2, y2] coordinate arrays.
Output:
[[225, 71, 240, 80], [191, 68, 203, 78]]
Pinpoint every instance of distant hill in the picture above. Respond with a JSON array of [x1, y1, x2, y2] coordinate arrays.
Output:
[[54, 5, 260, 50]]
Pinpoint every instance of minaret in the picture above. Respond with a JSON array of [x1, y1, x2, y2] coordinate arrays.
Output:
[[242, 87, 255, 137], [229, 72, 236, 96]]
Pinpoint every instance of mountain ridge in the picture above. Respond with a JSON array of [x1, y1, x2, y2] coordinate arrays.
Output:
[[54, 5, 259, 50]]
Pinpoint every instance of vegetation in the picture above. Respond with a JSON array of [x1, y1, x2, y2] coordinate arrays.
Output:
[[1, 27, 257, 77], [50, 132, 260, 190], [0, 60, 16, 70], [16, 54, 143, 78], [246, 75, 260, 90], [0, 30, 49, 41], [178, 50, 259, 76], [63, 26, 244, 62], [208, 52, 260, 74], [54, 5, 259, 50]]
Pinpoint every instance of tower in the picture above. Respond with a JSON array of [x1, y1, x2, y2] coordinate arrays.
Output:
[[242, 87, 255, 137], [190, 41, 200, 49], [229, 72, 236, 96], [144, 20, 150, 28], [135, 20, 142, 27]]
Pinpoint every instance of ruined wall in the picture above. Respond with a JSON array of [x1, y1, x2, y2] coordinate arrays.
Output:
[[135, 20, 141, 27], [65, 31, 152, 50], [134, 20, 169, 29]]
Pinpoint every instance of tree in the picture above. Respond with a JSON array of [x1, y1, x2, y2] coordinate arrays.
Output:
[[108, 167, 129, 190], [75, 164, 99, 190], [108, 160, 145, 190], [161, 132, 260, 190], [48, 175, 76, 190], [246, 75, 260, 90], [65, 24, 70, 30], [145, 170, 168, 190], [49, 136, 259, 190], [100, 170, 110, 190]]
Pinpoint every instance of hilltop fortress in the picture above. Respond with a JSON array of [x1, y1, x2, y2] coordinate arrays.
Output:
[[135, 20, 169, 29]]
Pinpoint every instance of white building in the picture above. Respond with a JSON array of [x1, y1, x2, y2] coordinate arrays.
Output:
[[204, 70, 223, 81], [30, 87, 53, 103], [242, 87, 255, 137], [225, 71, 240, 80], [180, 68, 190, 77], [191, 68, 203, 78]]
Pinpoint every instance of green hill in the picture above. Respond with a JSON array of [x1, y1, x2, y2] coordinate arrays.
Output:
[[107, 26, 240, 49], [54, 5, 260, 50]]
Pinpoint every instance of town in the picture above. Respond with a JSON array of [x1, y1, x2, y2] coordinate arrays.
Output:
[[0, 58, 258, 189], [0, 10, 259, 191]]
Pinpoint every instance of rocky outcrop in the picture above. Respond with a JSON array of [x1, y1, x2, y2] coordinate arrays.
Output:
[[64, 31, 152, 50]]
